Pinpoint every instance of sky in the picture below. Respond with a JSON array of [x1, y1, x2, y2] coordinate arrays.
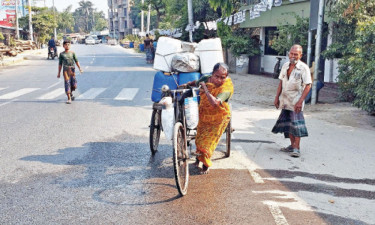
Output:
[[40, 0, 109, 17]]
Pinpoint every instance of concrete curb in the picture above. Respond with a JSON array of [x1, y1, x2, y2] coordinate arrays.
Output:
[[0, 47, 63, 67]]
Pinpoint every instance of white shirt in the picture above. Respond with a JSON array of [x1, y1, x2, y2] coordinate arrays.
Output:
[[278, 60, 312, 111]]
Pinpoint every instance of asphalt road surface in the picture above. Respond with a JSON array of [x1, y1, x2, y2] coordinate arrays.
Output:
[[0, 44, 374, 225]]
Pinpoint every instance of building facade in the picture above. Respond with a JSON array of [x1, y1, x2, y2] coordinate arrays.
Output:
[[239, 0, 338, 83], [107, 0, 133, 40]]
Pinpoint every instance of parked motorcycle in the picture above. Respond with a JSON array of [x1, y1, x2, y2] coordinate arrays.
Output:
[[47, 47, 57, 60]]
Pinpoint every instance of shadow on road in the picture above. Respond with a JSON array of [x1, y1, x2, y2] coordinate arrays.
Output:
[[19, 132, 226, 206]]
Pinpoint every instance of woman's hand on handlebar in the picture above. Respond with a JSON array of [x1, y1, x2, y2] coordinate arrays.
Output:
[[178, 84, 189, 89], [199, 82, 208, 93]]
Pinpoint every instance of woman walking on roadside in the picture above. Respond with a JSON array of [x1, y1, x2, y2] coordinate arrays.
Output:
[[144, 34, 154, 64]]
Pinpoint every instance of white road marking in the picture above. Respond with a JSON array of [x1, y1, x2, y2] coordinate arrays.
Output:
[[234, 144, 264, 184], [253, 190, 313, 211], [0, 99, 17, 107], [114, 88, 139, 101], [267, 203, 289, 225], [47, 81, 62, 89], [0, 88, 40, 99], [37, 88, 65, 100], [76, 88, 106, 100]]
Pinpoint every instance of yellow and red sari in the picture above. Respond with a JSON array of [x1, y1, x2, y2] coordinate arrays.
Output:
[[195, 77, 234, 168]]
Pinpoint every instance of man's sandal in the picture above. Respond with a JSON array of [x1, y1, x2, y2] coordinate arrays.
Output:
[[280, 145, 293, 152]]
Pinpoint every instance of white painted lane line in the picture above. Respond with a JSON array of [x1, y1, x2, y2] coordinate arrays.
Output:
[[0, 99, 17, 107], [114, 88, 139, 101], [47, 81, 62, 89], [76, 88, 106, 100], [254, 190, 313, 211], [37, 88, 65, 100], [267, 204, 289, 225], [234, 144, 264, 184], [0, 88, 40, 100]]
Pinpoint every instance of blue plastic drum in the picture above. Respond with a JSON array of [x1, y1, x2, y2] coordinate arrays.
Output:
[[151, 71, 178, 102], [139, 43, 145, 52]]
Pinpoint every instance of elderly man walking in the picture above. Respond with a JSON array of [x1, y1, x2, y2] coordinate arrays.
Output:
[[272, 44, 312, 158]]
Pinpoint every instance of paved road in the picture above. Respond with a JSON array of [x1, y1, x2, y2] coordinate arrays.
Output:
[[0, 44, 374, 225]]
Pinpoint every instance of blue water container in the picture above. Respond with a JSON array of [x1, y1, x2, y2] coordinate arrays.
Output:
[[178, 72, 201, 85], [139, 43, 145, 52], [151, 71, 178, 102], [129, 42, 134, 48]]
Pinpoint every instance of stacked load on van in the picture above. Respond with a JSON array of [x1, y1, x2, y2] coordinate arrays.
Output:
[[151, 37, 224, 103]]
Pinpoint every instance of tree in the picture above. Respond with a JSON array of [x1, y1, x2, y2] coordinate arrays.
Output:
[[58, 5, 75, 33], [270, 13, 310, 56], [323, 0, 375, 113], [208, 0, 242, 17], [19, 7, 56, 45], [74, 0, 94, 32], [95, 18, 108, 31], [143, 0, 166, 28]]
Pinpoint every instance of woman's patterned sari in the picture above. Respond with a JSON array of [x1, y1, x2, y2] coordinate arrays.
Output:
[[195, 77, 234, 167]]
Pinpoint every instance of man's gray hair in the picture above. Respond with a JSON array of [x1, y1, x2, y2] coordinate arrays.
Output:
[[291, 44, 303, 54]]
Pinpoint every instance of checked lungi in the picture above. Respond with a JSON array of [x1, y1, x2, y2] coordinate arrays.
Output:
[[272, 109, 308, 138]]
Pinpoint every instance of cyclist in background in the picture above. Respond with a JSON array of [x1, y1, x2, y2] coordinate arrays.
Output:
[[48, 36, 57, 56]]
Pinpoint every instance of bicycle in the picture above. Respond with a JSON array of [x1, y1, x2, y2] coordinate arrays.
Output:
[[273, 56, 285, 79], [149, 85, 233, 196]]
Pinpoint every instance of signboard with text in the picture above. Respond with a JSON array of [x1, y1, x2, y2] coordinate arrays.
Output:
[[0, 0, 26, 28]]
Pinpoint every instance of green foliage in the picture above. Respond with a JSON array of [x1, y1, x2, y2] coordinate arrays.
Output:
[[72, 1, 106, 33], [124, 34, 141, 43], [335, 18, 375, 112], [9, 37, 16, 47], [154, 30, 161, 41], [208, 0, 242, 17], [271, 13, 309, 55], [217, 22, 260, 57], [224, 35, 260, 57], [57, 33, 64, 40], [95, 18, 108, 31], [177, 0, 221, 42], [324, 0, 375, 113], [19, 7, 57, 45], [58, 5, 74, 33]]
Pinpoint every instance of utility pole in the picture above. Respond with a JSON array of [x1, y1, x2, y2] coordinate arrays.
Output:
[[147, 4, 150, 33], [141, 0, 144, 33], [53, 0, 56, 39], [187, 0, 193, 42], [311, 0, 325, 105], [15, 0, 20, 39], [111, 0, 115, 39], [28, 0, 33, 41]]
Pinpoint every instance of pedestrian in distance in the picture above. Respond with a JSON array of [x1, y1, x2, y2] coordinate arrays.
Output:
[[57, 41, 83, 104], [272, 44, 312, 158], [144, 34, 154, 64]]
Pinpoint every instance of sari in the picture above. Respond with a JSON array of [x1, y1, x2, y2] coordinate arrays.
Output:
[[195, 77, 234, 168]]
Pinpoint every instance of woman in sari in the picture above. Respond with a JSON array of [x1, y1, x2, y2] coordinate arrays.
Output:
[[144, 34, 154, 64], [180, 63, 234, 174]]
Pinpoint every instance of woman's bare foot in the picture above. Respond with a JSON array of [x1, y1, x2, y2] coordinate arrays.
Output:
[[193, 158, 199, 168], [200, 165, 209, 175]]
